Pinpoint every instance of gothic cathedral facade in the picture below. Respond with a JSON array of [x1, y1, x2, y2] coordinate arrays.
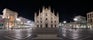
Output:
[[34, 7, 59, 28]]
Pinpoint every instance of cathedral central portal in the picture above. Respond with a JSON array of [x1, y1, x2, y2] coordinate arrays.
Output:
[[45, 23, 48, 28]]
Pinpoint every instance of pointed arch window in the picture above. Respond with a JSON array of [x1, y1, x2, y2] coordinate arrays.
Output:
[[41, 21, 42, 23], [51, 17, 53, 20], [46, 13, 47, 16], [37, 25, 39, 27], [55, 21, 56, 23], [40, 25, 42, 28], [37, 21, 39, 23], [45, 24, 48, 28], [51, 21, 53, 23], [90, 19, 92, 22], [55, 25, 56, 27], [51, 24, 53, 28], [46, 18, 48, 20]]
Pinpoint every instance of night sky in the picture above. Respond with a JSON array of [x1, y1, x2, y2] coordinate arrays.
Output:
[[0, 0, 93, 22]]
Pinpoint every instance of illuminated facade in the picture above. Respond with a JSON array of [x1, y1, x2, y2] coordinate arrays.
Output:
[[60, 22, 91, 29], [16, 17, 29, 27], [87, 12, 93, 23], [0, 15, 4, 28], [3, 8, 18, 28], [34, 7, 59, 28], [15, 17, 34, 28], [59, 16, 92, 29]]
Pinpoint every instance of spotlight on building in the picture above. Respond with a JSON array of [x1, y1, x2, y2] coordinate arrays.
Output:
[[73, 16, 86, 23], [63, 21, 67, 23], [27, 21, 31, 23], [74, 18, 78, 21], [16, 18, 21, 21]]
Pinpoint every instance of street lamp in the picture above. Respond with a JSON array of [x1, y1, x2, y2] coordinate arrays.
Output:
[[63, 21, 67, 23], [16, 18, 21, 21], [74, 18, 78, 21]]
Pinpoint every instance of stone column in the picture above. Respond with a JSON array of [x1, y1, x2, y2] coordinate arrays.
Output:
[[49, 18, 51, 28], [35, 13, 37, 27], [53, 17, 55, 28], [57, 13, 59, 28]]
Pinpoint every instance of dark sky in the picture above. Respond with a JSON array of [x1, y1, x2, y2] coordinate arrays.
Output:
[[0, 0, 93, 22]]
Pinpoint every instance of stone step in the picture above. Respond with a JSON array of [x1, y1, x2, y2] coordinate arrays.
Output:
[[32, 34, 62, 40], [32, 28, 59, 34], [33, 39, 61, 40]]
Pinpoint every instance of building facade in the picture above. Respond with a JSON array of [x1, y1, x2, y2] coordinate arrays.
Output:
[[0, 15, 4, 28], [34, 7, 59, 28], [2, 8, 18, 28], [74, 16, 86, 23], [16, 17, 34, 28], [87, 12, 93, 23], [60, 22, 92, 29]]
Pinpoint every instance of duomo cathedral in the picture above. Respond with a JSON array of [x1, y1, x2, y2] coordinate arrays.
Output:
[[34, 7, 59, 28]]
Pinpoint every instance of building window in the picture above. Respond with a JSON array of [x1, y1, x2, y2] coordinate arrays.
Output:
[[55, 21, 56, 23], [40, 25, 42, 28], [55, 25, 56, 27], [90, 19, 92, 22], [92, 15, 93, 17], [40, 18, 42, 20], [46, 18, 47, 20], [51, 21, 53, 23], [41, 21, 42, 23], [45, 24, 48, 28], [51, 24, 53, 28], [87, 15, 89, 18], [37, 25, 39, 27]]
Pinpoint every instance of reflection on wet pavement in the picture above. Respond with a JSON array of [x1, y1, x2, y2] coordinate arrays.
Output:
[[0, 28, 93, 40]]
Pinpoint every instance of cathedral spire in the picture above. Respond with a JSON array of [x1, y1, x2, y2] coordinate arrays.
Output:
[[35, 12, 37, 17], [48, 6, 51, 11], [52, 10, 55, 16], [42, 6, 45, 10], [39, 10, 40, 15], [42, 6, 45, 12], [53, 10, 55, 13], [34, 12, 37, 22], [57, 12, 59, 17]]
